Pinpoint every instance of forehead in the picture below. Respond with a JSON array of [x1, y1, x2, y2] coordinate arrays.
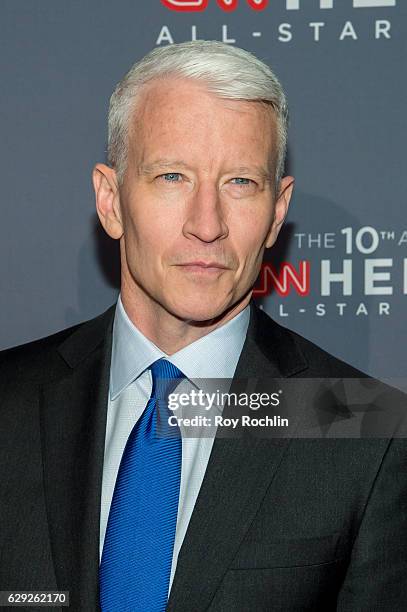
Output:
[[127, 78, 277, 168]]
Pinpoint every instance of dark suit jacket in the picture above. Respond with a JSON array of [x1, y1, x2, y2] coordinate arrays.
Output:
[[1, 302, 406, 611]]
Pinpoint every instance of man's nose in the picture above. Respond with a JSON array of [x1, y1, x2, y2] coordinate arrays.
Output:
[[182, 183, 228, 243]]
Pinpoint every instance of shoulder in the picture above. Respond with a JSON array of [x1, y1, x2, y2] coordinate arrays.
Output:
[[254, 307, 407, 438], [253, 304, 367, 379], [0, 305, 115, 386], [285, 325, 367, 379], [0, 323, 80, 384]]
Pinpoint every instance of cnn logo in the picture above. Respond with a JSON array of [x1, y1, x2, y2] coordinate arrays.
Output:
[[161, 0, 268, 11], [161, 0, 395, 11]]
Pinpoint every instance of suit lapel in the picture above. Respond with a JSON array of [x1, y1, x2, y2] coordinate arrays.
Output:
[[167, 303, 309, 612], [40, 306, 115, 611]]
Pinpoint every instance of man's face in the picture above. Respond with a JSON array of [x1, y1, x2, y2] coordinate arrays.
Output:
[[98, 79, 292, 323]]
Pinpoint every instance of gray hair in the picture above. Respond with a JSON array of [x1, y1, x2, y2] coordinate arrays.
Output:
[[108, 41, 288, 190]]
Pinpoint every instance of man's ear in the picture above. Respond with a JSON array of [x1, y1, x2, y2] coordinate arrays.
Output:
[[93, 163, 124, 240], [265, 175, 294, 249]]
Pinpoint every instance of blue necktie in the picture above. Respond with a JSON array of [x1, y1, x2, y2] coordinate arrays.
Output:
[[100, 358, 185, 612]]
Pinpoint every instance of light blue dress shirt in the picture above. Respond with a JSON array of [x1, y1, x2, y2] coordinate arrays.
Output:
[[100, 295, 250, 591]]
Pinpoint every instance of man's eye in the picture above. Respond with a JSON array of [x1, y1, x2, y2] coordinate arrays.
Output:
[[230, 177, 253, 186], [160, 172, 182, 182]]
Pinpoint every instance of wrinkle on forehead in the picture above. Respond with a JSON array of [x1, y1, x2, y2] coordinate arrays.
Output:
[[126, 77, 278, 183], [130, 75, 276, 132]]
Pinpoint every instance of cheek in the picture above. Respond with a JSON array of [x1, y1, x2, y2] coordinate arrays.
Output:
[[232, 213, 271, 261], [124, 202, 174, 254]]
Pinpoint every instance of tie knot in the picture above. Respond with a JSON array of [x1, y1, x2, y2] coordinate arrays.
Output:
[[150, 358, 185, 400]]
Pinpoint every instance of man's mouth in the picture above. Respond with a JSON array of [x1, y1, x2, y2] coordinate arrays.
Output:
[[176, 261, 229, 274]]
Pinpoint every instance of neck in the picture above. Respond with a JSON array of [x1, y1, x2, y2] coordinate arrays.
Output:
[[120, 279, 251, 355]]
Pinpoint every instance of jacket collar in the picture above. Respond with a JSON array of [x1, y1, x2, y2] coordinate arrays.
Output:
[[57, 304, 116, 369], [235, 302, 308, 379], [57, 301, 308, 379]]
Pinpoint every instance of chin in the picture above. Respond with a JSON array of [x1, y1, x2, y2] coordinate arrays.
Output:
[[168, 297, 231, 324]]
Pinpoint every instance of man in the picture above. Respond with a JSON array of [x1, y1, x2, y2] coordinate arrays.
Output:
[[0, 41, 406, 611]]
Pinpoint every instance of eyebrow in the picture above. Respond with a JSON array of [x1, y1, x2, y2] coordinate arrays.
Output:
[[138, 160, 191, 176], [228, 166, 273, 182]]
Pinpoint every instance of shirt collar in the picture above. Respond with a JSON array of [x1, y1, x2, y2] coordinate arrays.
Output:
[[110, 295, 250, 400]]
